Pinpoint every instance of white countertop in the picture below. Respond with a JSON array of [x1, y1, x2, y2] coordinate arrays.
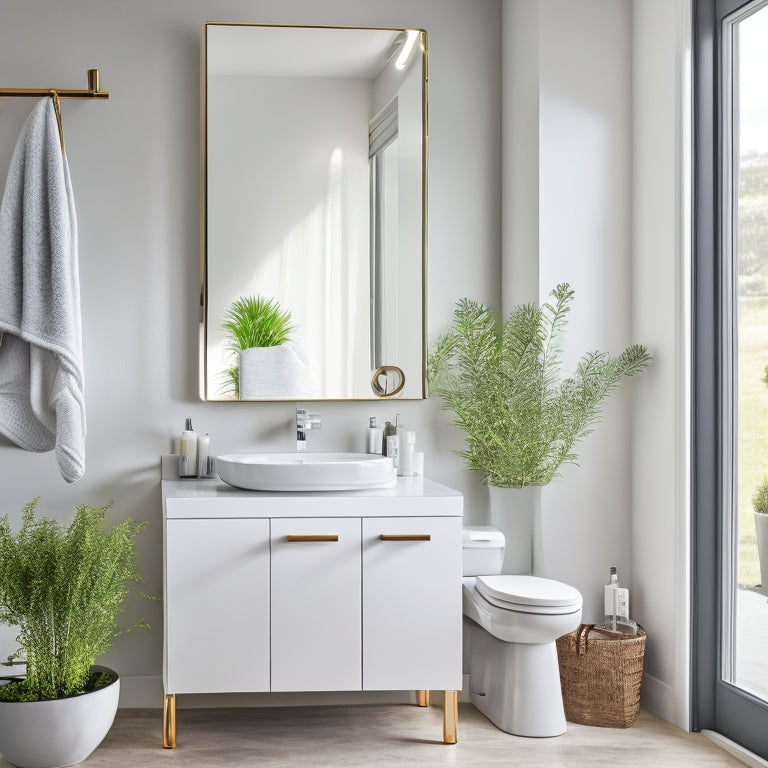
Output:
[[163, 475, 461, 499], [161, 456, 463, 519]]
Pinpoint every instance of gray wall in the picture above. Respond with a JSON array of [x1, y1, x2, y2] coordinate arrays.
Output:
[[0, 0, 501, 688], [0, 0, 690, 727]]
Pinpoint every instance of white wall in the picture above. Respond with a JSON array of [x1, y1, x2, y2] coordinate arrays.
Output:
[[0, 0, 501, 703], [502, 0, 634, 625], [631, 0, 692, 731], [502, 0, 691, 729]]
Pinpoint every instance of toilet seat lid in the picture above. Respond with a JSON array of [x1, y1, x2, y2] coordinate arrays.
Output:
[[476, 575, 582, 610]]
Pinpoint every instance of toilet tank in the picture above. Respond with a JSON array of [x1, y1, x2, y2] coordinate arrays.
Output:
[[462, 526, 505, 576]]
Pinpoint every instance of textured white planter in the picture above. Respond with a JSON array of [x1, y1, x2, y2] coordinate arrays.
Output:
[[755, 513, 768, 595], [0, 667, 119, 768], [488, 485, 542, 575], [239, 344, 314, 399]]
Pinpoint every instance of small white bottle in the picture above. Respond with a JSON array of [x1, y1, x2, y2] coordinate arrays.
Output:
[[367, 417, 383, 454], [179, 418, 198, 478], [197, 433, 210, 477], [399, 430, 415, 476]]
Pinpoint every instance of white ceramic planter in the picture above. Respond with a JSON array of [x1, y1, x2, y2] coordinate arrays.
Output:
[[0, 667, 119, 768], [239, 344, 315, 399], [488, 485, 542, 575], [755, 513, 768, 595]]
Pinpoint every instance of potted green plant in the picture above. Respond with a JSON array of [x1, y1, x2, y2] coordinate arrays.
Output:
[[0, 499, 148, 768], [428, 283, 651, 572], [752, 477, 768, 595], [220, 295, 305, 399]]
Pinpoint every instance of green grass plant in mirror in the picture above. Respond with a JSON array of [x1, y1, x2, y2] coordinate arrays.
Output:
[[428, 283, 652, 488], [0, 499, 149, 702], [220, 295, 295, 398]]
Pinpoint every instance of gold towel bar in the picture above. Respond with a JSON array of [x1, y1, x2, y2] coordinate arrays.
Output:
[[0, 69, 109, 99]]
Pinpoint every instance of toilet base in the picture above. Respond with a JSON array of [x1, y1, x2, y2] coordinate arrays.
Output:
[[468, 621, 567, 737]]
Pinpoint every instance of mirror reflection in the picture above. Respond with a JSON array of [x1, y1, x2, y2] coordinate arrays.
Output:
[[201, 23, 428, 401]]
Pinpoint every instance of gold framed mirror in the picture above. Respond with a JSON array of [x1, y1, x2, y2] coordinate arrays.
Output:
[[200, 23, 428, 401]]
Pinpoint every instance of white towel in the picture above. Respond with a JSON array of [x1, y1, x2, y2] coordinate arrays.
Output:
[[0, 97, 85, 483]]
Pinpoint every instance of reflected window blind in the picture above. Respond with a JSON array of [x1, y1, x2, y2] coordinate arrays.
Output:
[[369, 97, 398, 157]]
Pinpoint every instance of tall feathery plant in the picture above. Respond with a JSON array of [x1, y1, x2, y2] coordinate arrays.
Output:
[[428, 283, 651, 488], [0, 500, 148, 702]]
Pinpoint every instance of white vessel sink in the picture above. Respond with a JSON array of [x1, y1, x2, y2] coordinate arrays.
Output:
[[216, 452, 397, 492]]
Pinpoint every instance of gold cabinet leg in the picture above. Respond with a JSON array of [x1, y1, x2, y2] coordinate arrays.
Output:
[[163, 693, 176, 748], [416, 689, 430, 707], [443, 690, 458, 744]]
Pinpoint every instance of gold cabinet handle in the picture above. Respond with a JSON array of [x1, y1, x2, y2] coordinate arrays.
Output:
[[379, 534, 431, 541], [286, 534, 339, 542]]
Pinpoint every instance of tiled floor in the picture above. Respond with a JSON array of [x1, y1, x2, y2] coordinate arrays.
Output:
[[12, 702, 748, 768]]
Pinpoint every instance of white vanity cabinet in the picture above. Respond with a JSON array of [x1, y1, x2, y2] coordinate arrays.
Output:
[[161, 473, 463, 748], [164, 517, 270, 694], [271, 517, 362, 692], [362, 517, 462, 691]]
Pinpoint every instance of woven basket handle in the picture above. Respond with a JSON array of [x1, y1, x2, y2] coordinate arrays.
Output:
[[575, 623, 594, 655]]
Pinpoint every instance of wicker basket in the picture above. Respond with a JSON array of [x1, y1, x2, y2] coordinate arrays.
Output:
[[556, 623, 646, 728]]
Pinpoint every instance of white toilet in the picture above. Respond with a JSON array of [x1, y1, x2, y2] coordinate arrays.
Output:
[[462, 525, 583, 737]]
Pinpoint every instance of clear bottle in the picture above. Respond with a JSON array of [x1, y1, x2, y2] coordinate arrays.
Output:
[[604, 566, 630, 631], [386, 433, 400, 470], [604, 566, 619, 631], [382, 421, 395, 456]]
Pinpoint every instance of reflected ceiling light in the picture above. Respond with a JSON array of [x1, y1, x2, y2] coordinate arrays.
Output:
[[395, 29, 419, 70]]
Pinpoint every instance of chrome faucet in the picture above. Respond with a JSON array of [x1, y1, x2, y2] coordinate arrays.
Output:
[[296, 408, 321, 452]]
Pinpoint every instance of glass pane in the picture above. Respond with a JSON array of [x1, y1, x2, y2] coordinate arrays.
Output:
[[729, 0, 768, 701], [369, 137, 400, 372]]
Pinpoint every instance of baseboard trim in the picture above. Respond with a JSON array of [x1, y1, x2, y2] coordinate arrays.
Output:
[[118, 676, 164, 708], [118, 675, 467, 710], [702, 730, 768, 768], [639, 671, 688, 730]]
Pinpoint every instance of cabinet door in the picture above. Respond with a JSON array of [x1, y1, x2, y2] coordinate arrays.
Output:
[[165, 518, 270, 693], [362, 517, 463, 690], [271, 518, 361, 691]]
